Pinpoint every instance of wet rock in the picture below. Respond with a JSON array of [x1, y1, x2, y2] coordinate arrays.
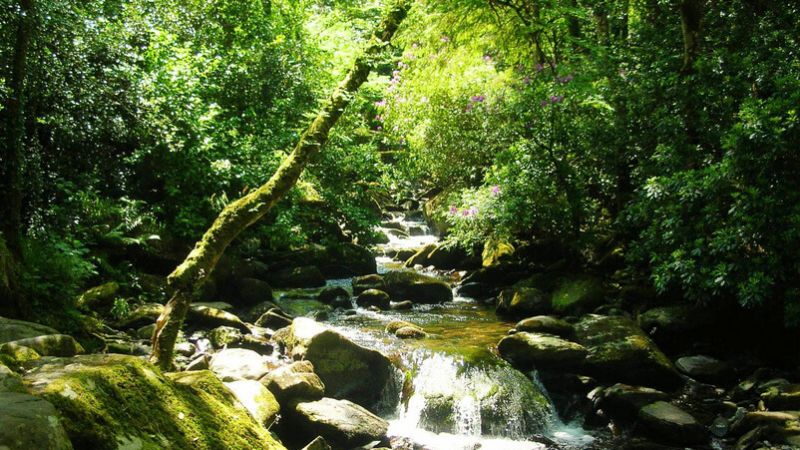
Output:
[[405, 243, 479, 270], [356, 289, 391, 310], [575, 315, 681, 389], [496, 287, 551, 318], [175, 342, 196, 357], [137, 323, 157, 340], [76, 281, 120, 310], [208, 326, 244, 348], [550, 275, 604, 315], [235, 277, 274, 306], [300, 436, 331, 450], [186, 354, 210, 371], [290, 397, 388, 449], [456, 282, 497, 301], [761, 383, 800, 410], [274, 318, 392, 408], [0, 392, 73, 450], [261, 361, 325, 403], [317, 287, 350, 307], [497, 332, 587, 370], [24, 355, 285, 450], [0, 334, 84, 357], [515, 316, 574, 338], [114, 302, 164, 329], [638, 401, 707, 445], [0, 316, 59, 343], [0, 362, 25, 393], [352, 274, 386, 295], [224, 379, 280, 427], [591, 383, 669, 419], [209, 348, 273, 381], [390, 300, 414, 310], [675, 355, 732, 384], [188, 305, 250, 332], [383, 270, 453, 304], [268, 266, 326, 288], [639, 305, 715, 354], [395, 326, 426, 339], [461, 263, 528, 287], [255, 309, 293, 330], [482, 239, 515, 267]]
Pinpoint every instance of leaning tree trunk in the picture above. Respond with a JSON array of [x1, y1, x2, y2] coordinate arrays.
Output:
[[150, 0, 411, 370], [679, 0, 703, 75], [0, 0, 34, 317]]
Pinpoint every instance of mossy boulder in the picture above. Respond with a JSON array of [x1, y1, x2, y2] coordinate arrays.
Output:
[[261, 361, 325, 404], [382, 270, 452, 304], [550, 275, 604, 315], [0, 392, 73, 450], [0, 362, 25, 393], [456, 282, 497, 301], [0, 343, 41, 363], [482, 239, 515, 267], [76, 281, 120, 310], [23, 355, 285, 450], [356, 289, 390, 310], [256, 310, 293, 330], [317, 287, 351, 308], [498, 332, 587, 370], [590, 383, 669, 420], [235, 277, 274, 306], [0, 316, 59, 343], [461, 263, 528, 287], [405, 243, 479, 270], [515, 316, 574, 338], [224, 380, 280, 427], [115, 302, 164, 329], [1, 334, 84, 357], [496, 287, 552, 318], [289, 397, 388, 449], [638, 401, 707, 445], [575, 315, 681, 389], [210, 348, 273, 381], [275, 318, 392, 408], [187, 304, 250, 332], [352, 274, 386, 295]]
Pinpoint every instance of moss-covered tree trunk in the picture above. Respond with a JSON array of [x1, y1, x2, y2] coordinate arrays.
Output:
[[150, 0, 411, 370], [0, 0, 34, 317]]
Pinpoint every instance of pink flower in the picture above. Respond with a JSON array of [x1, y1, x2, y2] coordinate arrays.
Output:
[[483, 55, 493, 62], [491, 185, 500, 195], [440, 35, 450, 42], [449, 205, 458, 215], [375, 99, 387, 108]]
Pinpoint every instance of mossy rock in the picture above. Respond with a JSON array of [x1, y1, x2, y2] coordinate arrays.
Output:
[[382, 270, 452, 304], [551, 275, 604, 315], [1, 334, 84, 357], [23, 354, 285, 450], [482, 239, 515, 267], [76, 282, 120, 310], [0, 361, 25, 393], [497, 332, 587, 370], [0, 316, 59, 343], [496, 287, 552, 318]]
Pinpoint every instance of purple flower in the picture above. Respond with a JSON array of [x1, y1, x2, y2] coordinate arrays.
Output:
[[375, 115, 384, 122], [440, 35, 450, 42], [470, 206, 479, 215], [470, 95, 486, 103], [375, 99, 387, 108], [376, 126, 383, 131], [491, 185, 501, 195], [523, 75, 532, 85], [540, 100, 549, 107], [483, 55, 493, 62], [550, 95, 564, 104], [462, 209, 471, 217], [449, 205, 458, 215], [557, 74, 574, 84], [535, 63, 544, 72]]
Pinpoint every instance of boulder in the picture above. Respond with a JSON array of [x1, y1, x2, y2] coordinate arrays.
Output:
[[390, 300, 413, 310], [236, 278, 274, 306], [456, 282, 497, 301], [550, 275, 604, 315], [187, 305, 250, 332], [268, 266, 326, 288], [274, 318, 392, 407], [0, 343, 40, 363], [0, 316, 59, 343], [356, 289, 390, 310], [208, 326, 244, 348], [115, 302, 164, 329], [404, 243, 437, 267], [382, 270, 452, 304], [210, 348, 273, 381], [575, 315, 681, 389], [405, 243, 479, 270], [290, 397, 388, 448], [496, 287, 551, 318], [352, 274, 386, 295], [461, 263, 528, 287], [481, 239, 515, 267], [320, 243, 377, 277], [224, 380, 280, 427], [300, 436, 331, 450], [24, 355, 285, 450], [317, 287, 351, 308], [638, 401, 707, 445], [261, 361, 325, 403], [590, 383, 669, 419], [255, 310, 293, 330], [497, 332, 587, 370], [0, 362, 25, 393], [76, 281, 119, 310], [0, 392, 73, 450], [675, 355, 732, 384], [395, 326, 426, 339], [0, 334, 83, 357], [761, 383, 800, 410], [515, 316, 574, 338], [639, 305, 715, 354]]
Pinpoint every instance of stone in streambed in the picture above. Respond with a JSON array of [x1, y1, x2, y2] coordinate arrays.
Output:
[[224, 379, 280, 427], [0, 392, 73, 450], [188, 305, 250, 332], [382, 270, 452, 304], [255, 309, 293, 330], [235, 277, 274, 306], [260, 360, 325, 403], [638, 401, 707, 445], [317, 287, 351, 309], [289, 397, 388, 449], [356, 289, 390, 310], [675, 355, 732, 384], [0, 334, 83, 357], [352, 274, 386, 295], [498, 332, 587, 370], [515, 315, 574, 338], [210, 348, 274, 381], [0, 316, 59, 343], [589, 383, 669, 420], [496, 287, 551, 318]]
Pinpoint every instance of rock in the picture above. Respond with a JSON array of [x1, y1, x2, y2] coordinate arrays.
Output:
[[0, 343, 40, 363], [461, 263, 528, 287], [390, 300, 413, 310], [76, 281, 120, 310], [186, 354, 210, 371], [0, 392, 73, 450], [356, 289, 390, 309], [255, 310, 293, 330], [382, 270, 453, 304], [638, 401, 707, 445], [550, 275, 604, 315], [575, 315, 681, 389], [639, 305, 715, 354], [352, 274, 386, 295], [268, 266, 326, 288], [275, 318, 392, 407], [395, 326, 426, 339], [209, 326, 244, 348], [496, 287, 551, 318], [115, 302, 164, 329], [482, 239, 515, 267], [404, 243, 437, 267], [0, 334, 83, 357], [591, 383, 669, 419], [274, 298, 331, 319], [317, 287, 350, 307], [224, 380, 280, 427], [175, 342, 196, 357], [0, 362, 25, 393], [405, 243, 479, 270], [761, 383, 800, 410], [261, 361, 325, 403], [456, 282, 497, 301], [137, 323, 156, 340], [385, 320, 417, 334], [290, 397, 388, 448], [497, 332, 587, 370], [515, 316, 574, 338], [210, 348, 273, 381], [300, 436, 331, 450], [0, 316, 59, 343], [24, 355, 285, 449], [675, 355, 732, 384], [320, 243, 377, 277], [188, 305, 250, 332], [236, 277, 274, 306]]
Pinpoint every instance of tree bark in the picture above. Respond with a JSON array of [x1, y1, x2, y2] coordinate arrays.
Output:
[[679, 0, 703, 75], [150, 0, 411, 370], [0, 0, 34, 317]]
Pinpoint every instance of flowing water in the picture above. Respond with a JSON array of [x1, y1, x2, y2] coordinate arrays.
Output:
[[278, 211, 598, 449]]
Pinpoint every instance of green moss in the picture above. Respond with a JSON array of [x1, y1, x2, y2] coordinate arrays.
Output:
[[551, 275, 604, 314], [24, 354, 285, 450]]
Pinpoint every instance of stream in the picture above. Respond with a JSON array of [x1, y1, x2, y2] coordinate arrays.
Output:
[[277, 211, 601, 449]]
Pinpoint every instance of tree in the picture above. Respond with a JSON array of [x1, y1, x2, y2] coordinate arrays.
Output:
[[149, 0, 411, 370]]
